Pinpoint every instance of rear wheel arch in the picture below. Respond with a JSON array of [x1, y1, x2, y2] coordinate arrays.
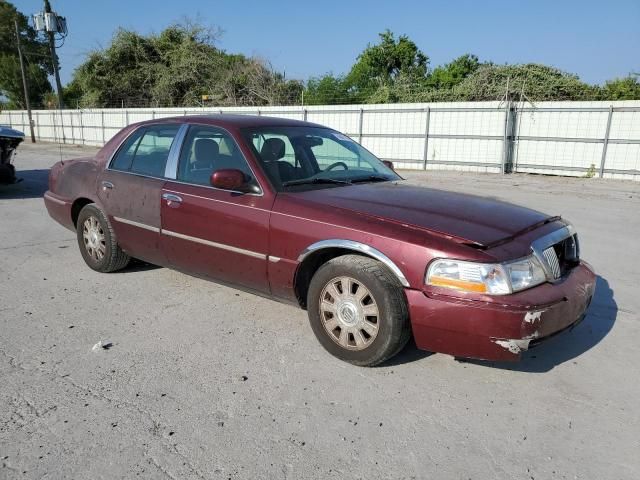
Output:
[[71, 198, 95, 227], [293, 240, 409, 308]]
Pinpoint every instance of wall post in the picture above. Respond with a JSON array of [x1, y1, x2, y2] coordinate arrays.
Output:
[[422, 106, 431, 170], [101, 111, 105, 145], [79, 110, 85, 145], [599, 105, 614, 178]]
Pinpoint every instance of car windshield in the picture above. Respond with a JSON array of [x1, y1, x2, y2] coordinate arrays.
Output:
[[241, 126, 400, 191]]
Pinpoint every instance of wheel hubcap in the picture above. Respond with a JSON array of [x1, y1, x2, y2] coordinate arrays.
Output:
[[82, 216, 106, 261], [319, 276, 380, 351]]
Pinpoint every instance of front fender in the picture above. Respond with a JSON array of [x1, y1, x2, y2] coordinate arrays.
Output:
[[297, 239, 410, 287]]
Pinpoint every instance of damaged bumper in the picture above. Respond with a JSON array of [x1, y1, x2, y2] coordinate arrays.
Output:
[[407, 261, 597, 361]]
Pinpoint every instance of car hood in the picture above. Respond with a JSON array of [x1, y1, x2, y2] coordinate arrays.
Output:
[[292, 181, 556, 247]]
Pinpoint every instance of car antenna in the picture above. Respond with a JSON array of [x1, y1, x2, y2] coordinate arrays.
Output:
[[52, 105, 65, 164]]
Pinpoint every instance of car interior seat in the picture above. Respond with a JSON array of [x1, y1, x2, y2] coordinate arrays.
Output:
[[183, 138, 220, 184]]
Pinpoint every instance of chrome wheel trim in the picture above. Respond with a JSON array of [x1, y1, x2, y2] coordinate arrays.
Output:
[[82, 216, 106, 262], [319, 276, 380, 351]]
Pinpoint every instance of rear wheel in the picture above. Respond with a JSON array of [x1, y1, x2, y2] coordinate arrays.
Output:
[[307, 254, 411, 366], [76, 204, 130, 273]]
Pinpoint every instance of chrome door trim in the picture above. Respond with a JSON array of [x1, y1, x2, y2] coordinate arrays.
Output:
[[298, 239, 410, 287], [112, 216, 160, 233], [162, 229, 267, 260], [164, 178, 264, 197], [164, 124, 190, 179]]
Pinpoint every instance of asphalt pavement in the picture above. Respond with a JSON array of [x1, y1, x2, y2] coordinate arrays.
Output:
[[1, 142, 639, 479]]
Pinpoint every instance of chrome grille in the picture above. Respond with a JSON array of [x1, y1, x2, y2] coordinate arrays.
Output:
[[532, 226, 580, 281], [543, 246, 562, 279]]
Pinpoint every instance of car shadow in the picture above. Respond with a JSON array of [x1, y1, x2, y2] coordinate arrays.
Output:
[[458, 275, 617, 373], [0, 169, 50, 199], [120, 258, 162, 273], [379, 338, 434, 367]]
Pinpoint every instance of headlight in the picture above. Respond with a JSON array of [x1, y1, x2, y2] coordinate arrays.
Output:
[[426, 255, 547, 295], [504, 256, 547, 292]]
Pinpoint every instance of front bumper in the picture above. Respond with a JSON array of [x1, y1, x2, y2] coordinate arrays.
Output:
[[407, 261, 596, 361]]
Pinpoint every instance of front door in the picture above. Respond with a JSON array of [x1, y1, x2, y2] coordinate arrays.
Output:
[[97, 123, 181, 266], [160, 125, 272, 294]]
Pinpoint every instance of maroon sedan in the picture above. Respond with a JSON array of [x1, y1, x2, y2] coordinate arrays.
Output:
[[44, 115, 596, 366]]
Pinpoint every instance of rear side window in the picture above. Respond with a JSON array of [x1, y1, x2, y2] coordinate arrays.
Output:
[[110, 128, 145, 171], [110, 125, 180, 178]]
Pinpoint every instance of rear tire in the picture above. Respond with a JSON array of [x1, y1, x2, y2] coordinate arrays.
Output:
[[307, 254, 411, 366], [76, 204, 130, 273]]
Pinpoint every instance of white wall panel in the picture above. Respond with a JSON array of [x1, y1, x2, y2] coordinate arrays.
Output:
[[1, 101, 638, 180]]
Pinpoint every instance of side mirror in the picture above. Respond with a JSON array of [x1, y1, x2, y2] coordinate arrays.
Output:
[[382, 160, 395, 171], [211, 169, 246, 191]]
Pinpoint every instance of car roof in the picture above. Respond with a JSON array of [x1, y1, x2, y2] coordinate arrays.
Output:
[[137, 114, 325, 129]]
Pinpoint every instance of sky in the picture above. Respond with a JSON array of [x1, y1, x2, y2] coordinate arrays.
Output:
[[12, 0, 640, 86]]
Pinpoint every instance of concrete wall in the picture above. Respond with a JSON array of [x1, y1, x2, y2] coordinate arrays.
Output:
[[1, 100, 639, 180]]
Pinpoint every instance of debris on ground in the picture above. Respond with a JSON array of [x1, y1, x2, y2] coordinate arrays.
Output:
[[91, 340, 113, 351]]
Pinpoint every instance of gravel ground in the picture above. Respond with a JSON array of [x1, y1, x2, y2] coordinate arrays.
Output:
[[1, 142, 639, 480]]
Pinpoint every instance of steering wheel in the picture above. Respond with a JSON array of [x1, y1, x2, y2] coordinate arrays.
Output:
[[324, 161, 349, 172]]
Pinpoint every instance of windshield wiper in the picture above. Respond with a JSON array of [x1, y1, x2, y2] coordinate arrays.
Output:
[[282, 177, 352, 187], [350, 174, 391, 183]]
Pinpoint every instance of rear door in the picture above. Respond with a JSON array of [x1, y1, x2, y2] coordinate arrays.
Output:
[[160, 124, 272, 294], [97, 123, 184, 266]]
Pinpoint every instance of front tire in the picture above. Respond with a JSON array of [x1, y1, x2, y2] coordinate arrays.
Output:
[[76, 204, 130, 273], [307, 254, 411, 366]]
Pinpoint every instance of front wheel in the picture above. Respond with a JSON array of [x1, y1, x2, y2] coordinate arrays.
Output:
[[307, 254, 411, 366], [76, 204, 130, 273]]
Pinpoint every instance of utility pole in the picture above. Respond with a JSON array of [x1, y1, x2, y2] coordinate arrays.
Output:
[[14, 19, 36, 143], [43, 0, 65, 108]]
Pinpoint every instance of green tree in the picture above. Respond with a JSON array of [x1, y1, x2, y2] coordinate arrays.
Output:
[[70, 21, 302, 107], [0, 1, 52, 108], [304, 74, 352, 105], [415, 63, 600, 102], [428, 54, 480, 90], [600, 75, 640, 100], [345, 30, 429, 101]]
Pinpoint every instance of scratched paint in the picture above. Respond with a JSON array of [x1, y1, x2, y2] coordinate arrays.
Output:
[[524, 310, 543, 323], [493, 331, 540, 354]]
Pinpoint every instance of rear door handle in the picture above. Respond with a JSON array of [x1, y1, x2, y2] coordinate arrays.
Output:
[[162, 193, 182, 204], [101, 181, 114, 190]]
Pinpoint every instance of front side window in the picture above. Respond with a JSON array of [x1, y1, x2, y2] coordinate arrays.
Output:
[[242, 126, 399, 191], [110, 124, 180, 178], [177, 125, 258, 189]]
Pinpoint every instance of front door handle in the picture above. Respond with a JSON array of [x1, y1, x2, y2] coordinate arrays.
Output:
[[101, 181, 114, 190], [162, 193, 183, 205]]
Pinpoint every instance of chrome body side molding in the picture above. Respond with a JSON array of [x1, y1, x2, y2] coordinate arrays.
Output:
[[112, 216, 160, 233], [162, 229, 266, 260]]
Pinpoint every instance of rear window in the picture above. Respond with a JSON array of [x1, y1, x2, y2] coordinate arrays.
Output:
[[110, 125, 180, 178]]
